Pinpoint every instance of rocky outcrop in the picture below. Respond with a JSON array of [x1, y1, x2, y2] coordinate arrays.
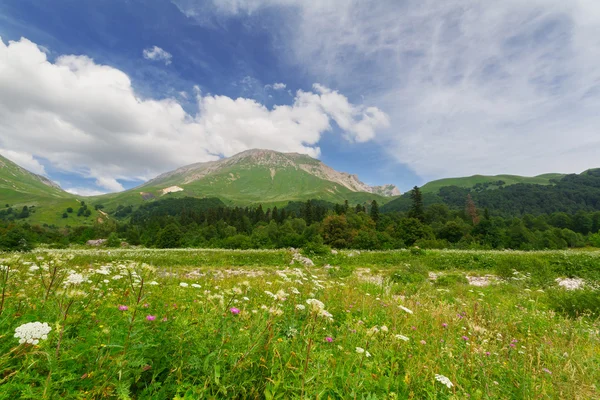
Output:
[[86, 239, 107, 246]]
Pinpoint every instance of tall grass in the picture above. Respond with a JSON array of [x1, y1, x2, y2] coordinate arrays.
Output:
[[0, 250, 597, 398]]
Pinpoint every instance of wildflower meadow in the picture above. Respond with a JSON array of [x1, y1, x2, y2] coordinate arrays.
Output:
[[0, 248, 598, 399]]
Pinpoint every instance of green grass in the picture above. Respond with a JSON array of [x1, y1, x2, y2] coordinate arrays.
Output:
[[91, 165, 394, 212], [0, 249, 598, 398], [420, 173, 565, 193]]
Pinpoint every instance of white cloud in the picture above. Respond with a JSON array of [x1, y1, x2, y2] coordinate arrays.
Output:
[[0, 149, 47, 175], [191, 0, 600, 180], [272, 82, 286, 90], [0, 37, 387, 192], [64, 187, 107, 196], [142, 45, 172, 65]]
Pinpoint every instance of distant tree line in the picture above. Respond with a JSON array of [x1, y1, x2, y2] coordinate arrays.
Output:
[[2, 189, 600, 251]]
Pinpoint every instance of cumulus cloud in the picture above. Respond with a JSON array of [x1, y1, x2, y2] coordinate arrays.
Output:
[[191, 0, 600, 179], [0, 37, 387, 192], [142, 45, 172, 65], [0, 149, 47, 175], [272, 82, 286, 90]]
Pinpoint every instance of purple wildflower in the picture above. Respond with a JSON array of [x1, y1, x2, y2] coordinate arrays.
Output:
[[325, 337, 333, 343], [230, 307, 240, 315], [146, 315, 156, 321]]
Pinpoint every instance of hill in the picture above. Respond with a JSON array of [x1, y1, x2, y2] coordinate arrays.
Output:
[[382, 169, 600, 216], [91, 149, 399, 211], [0, 154, 102, 226], [420, 173, 565, 194]]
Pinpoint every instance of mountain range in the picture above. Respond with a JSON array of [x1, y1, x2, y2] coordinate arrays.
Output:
[[1, 148, 591, 225]]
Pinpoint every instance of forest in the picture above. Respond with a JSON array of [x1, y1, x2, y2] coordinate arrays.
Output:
[[2, 183, 600, 251]]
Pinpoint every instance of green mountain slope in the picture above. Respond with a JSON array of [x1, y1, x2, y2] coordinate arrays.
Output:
[[382, 169, 600, 216], [0, 154, 102, 226], [91, 149, 399, 210], [420, 173, 565, 194]]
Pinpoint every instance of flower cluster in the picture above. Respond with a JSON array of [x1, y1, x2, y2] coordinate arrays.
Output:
[[435, 374, 453, 389], [14, 322, 52, 345], [64, 272, 85, 286]]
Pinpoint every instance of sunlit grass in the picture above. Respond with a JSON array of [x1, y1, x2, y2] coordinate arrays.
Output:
[[0, 250, 598, 399]]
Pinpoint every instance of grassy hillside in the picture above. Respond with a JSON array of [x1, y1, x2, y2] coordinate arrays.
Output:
[[0, 154, 103, 226], [91, 162, 393, 212], [420, 173, 565, 193]]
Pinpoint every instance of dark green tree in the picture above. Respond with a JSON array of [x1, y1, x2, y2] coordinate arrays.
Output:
[[369, 200, 380, 223], [408, 186, 425, 222], [156, 223, 183, 248]]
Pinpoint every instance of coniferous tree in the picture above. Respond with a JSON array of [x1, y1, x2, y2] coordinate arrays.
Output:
[[370, 200, 380, 223], [408, 186, 425, 222]]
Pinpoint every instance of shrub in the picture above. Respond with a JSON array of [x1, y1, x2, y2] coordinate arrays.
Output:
[[435, 273, 468, 287], [327, 264, 356, 279], [302, 241, 331, 256], [390, 262, 428, 284]]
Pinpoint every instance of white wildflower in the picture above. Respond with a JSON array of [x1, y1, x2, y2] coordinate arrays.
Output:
[[148, 281, 159, 286], [275, 289, 288, 301], [179, 282, 189, 288], [14, 322, 52, 345], [435, 374, 453, 389], [64, 273, 85, 286], [399, 305, 413, 314], [232, 287, 243, 295], [395, 334, 410, 342], [356, 347, 365, 354], [306, 298, 325, 312], [191, 284, 201, 288], [380, 325, 389, 333], [295, 304, 306, 311]]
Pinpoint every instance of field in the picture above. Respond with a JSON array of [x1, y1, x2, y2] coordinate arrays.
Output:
[[0, 249, 599, 399]]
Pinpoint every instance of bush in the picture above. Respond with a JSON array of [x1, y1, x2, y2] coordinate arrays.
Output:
[[302, 241, 331, 256], [327, 264, 356, 279], [435, 273, 468, 287], [546, 289, 600, 318], [390, 262, 428, 284], [106, 232, 121, 248]]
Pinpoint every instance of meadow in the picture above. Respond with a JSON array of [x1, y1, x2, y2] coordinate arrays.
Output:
[[0, 248, 598, 399]]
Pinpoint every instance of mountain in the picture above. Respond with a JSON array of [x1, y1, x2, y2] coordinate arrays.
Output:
[[420, 173, 565, 194], [0, 154, 68, 202], [93, 149, 400, 209], [0, 153, 101, 225]]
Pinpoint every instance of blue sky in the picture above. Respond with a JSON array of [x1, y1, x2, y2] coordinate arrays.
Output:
[[1, 0, 599, 195]]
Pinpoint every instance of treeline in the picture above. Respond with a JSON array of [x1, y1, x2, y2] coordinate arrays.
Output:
[[2, 193, 600, 251]]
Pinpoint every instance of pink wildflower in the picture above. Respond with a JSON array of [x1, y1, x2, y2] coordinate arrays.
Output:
[[230, 307, 240, 315], [442, 323, 448, 328], [146, 315, 156, 321], [118, 305, 128, 311], [325, 337, 333, 343]]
